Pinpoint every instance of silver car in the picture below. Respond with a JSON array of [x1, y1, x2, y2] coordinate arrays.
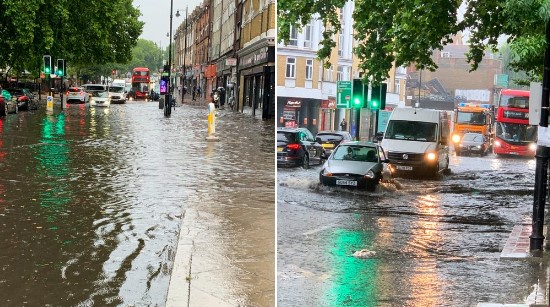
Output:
[[319, 141, 393, 191]]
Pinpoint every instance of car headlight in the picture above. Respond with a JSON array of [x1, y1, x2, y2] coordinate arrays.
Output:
[[474, 146, 481, 149], [426, 152, 437, 160], [459, 144, 464, 147], [364, 170, 375, 179], [452, 134, 461, 143], [529, 143, 537, 151], [322, 168, 333, 176]]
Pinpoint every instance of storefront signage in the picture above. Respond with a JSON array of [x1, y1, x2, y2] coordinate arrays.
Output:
[[321, 99, 336, 109], [239, 46, 274, 69], [226, 58, 237, 66], [285, 100, 301, 108], [283, 110, 296, 120]]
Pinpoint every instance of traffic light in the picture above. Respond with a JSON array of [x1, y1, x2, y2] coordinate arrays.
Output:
[[352, 78, 365, 108], [56, 59, 65, 76], [43, 55, 51, 74], [370, 83, 387, 110]]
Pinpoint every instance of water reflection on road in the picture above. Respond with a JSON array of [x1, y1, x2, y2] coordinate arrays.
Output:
[[0, 102, 274, 306]]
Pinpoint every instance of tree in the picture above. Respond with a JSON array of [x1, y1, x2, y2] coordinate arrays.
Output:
[[278, 0, 550, 84], [0, 0, 143, 78]]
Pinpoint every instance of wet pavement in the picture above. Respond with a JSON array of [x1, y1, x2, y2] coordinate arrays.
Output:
[[0, 99, 274, 306], [278, 151, 549, 306]]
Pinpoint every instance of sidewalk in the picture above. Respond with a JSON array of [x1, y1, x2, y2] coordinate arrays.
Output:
[[476, 224, 549, 307]]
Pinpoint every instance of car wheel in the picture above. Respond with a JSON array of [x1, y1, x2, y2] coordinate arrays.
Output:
[[302, 154, 310, 169]]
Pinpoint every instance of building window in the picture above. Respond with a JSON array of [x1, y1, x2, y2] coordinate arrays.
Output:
[[441, 51, 450, 58], [338, 29, 343, 56], [303, 24, 312, 48], [324, 65, 334, 82], [395, 80, 401, 94], [337, 66, 344, 81], [319, 63, 323, 81], [286, 57, 296, 78], [305, 59, 313, 80], [288, 26, 298, 46]]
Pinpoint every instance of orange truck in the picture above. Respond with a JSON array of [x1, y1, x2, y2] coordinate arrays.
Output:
[[451, 103, 494, 150]]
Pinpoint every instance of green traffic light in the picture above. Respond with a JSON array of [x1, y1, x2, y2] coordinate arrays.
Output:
[[370, 100, 380, 109]]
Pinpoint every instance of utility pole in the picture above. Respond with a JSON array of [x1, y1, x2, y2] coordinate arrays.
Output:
[[183, 6, 188, 103], [530, 18, 550, 252], [165, 0, 174, 117]]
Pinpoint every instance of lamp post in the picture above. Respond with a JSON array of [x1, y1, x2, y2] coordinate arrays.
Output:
[[176, 7, 188, 103], [164, 0, 174, 117]]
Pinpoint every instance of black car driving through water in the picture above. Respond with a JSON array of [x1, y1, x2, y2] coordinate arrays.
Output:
[[277, 127, 325, 169]]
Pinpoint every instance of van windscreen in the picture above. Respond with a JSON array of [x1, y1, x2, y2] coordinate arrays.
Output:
[[385, 120, 437, 142]]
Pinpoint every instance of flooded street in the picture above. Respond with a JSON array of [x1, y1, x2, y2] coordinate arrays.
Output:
[[278, 152, 546, 306], [0, 102, 274, 306]]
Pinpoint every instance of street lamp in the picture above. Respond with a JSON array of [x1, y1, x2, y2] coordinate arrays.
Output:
[[175, 6, 188, 103], [164, 0, 174, 117]]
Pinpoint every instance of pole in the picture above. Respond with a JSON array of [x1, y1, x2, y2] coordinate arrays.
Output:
[[182, 6, 188, 104], [530, 18, 550, 252], [165, 0, 174, 117]]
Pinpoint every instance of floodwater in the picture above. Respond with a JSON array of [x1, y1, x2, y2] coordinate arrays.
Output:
[[0, 102, 274, 306], [278, 152, 548, 306]]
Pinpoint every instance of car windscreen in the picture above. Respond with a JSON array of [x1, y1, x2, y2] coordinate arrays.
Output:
[[385, 120, 437, 142], [317, 133, 345, 142], [86, 85, 106, 91], [462, 134, 483, 142], [91, 91, 108, 97], [277, 132, 297, 144], [332, 145, 378, 162], [68, 88, 81, 92], [109, 87, 124, 93], [6, 89, 23, 95]]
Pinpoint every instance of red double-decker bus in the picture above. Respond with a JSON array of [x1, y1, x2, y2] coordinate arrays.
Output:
[[493, 89, 537, 156], [130, 67, 150, 100]]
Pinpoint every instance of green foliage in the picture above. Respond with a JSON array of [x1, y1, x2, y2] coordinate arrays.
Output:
[[0, 0, 143, 79], [278, 0, 549, 83]]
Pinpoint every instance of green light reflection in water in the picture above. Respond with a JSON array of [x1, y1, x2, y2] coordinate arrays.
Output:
[[37, 113, 71, 225], [325, 226, 378, 307]]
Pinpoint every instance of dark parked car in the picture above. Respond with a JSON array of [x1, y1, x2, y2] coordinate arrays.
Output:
[[0, 89, 17, 116], [315, 130, 352, 156], [5, 88, 38, 111], [319, 141, 393, 191], [277, 127, 325, 169], [456, 132, 490, 156]]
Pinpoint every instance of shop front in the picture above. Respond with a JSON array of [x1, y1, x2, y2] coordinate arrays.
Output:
[[276, 96, 322, 135], [237, 40, 274, 119]]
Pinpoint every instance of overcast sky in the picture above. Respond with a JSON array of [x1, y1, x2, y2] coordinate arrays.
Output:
[[133, 0, 202, 48]]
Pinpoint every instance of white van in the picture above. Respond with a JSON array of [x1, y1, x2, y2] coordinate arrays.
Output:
[[380, 107, 450, 177]]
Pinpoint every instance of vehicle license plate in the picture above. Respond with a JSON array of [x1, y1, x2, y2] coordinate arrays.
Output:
[[396, 165, 413, 171], [322, 144, 334, 148], [509, 152, 518, 155], [336, 180, 357, 186], [277, 147, 283, 152]]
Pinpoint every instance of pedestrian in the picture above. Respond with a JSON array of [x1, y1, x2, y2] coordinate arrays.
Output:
[[196, 86, 201, 99], [340, 118, 348, 131], [192, 85, 196, 101]]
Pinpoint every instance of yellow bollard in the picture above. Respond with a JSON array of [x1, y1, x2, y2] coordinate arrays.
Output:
[[46, 95, 53, 112], [206, 101, 219, 141]]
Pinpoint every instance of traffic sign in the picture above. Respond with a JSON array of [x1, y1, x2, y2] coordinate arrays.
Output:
[[337, 81, 352, 109], [46, 96, 53, 112]]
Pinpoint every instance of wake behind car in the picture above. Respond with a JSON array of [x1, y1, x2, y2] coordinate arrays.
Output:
[[277, 127, 325, 169], [66, 87, 89, 104], [319, 141, 392, 191], [456, 132, 490, 156], [315, 130, 352, 156]]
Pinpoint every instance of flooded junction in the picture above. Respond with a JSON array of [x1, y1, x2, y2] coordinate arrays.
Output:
[[0, 102, 274, 306], [278, 153, 548, 306]]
